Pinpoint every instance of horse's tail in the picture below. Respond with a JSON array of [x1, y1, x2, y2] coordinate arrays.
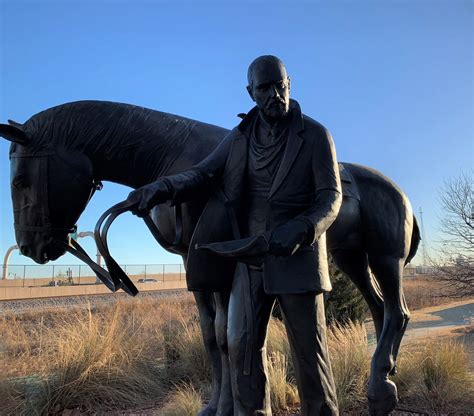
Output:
[[405, 214, 421, 266]]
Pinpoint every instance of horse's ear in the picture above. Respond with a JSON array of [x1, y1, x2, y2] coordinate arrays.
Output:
[[0, 123, 29, 145], [8, 119, 24, 129]]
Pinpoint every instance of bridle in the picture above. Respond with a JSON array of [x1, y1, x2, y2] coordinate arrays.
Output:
[[11, 150, 132, 294], [12, 149, 186, 297]]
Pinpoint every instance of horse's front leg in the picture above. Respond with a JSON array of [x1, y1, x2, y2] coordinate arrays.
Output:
[[214, 291, 233, 416], [194, 291, 222, 416]]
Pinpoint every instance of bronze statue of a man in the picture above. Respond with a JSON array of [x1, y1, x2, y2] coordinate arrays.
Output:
[[128, 55, 342, 415]]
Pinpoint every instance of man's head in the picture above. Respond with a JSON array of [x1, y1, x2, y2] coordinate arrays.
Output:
[[247, 55, 291, 121]]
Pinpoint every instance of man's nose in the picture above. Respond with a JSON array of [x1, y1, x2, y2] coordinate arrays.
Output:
[[270, 84, 280, 98]]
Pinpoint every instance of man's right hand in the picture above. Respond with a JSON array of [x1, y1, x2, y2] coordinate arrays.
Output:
[[127, 180, 171, 217]]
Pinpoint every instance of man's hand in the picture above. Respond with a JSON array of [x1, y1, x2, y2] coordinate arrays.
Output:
[[127, 180, 171, 217], [269, 219, 310, 256]]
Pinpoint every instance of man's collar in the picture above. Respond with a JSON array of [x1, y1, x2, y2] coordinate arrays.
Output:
[[237, 99, 304, 135]]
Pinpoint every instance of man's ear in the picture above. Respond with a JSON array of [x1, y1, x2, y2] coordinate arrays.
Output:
[[246, 85, 255, 102]]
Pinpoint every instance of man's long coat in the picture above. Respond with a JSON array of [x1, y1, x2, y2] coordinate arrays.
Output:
[[164, 100, 342, 294]]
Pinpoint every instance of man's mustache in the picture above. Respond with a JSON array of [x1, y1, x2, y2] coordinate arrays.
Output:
[[266, 99, 286, 108]]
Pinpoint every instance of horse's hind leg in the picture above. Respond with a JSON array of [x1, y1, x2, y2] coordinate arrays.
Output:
[[194, 291, 222, 416], [366, 255, 410, 416], [390, 291, 410, 375], [331, 249, 384, 341]]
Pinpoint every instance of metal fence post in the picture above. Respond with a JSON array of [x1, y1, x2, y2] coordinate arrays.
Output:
[[144, 264, 147, 279], [163, 264, 165, 282], [23, 265, 26, 287]]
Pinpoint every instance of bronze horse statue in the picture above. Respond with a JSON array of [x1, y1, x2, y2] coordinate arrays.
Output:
[[1, 101, 419, 415]]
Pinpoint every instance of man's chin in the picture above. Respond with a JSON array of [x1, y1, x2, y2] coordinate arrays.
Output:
[[264, 106, 289, 120]]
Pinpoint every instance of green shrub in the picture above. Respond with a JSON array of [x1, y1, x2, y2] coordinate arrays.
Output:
[[325, 257, 368, 325]]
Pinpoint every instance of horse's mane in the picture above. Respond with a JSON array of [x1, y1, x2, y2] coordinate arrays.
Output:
[[22, 100, 206, 162]]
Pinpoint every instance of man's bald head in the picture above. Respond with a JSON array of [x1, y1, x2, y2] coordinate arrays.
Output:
[[246, 55, 291, 122], [247, 55, 288, 89]]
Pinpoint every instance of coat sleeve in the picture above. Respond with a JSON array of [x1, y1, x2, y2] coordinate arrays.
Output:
[[161, 129, 235, 204], [296, 128, 342, 243]]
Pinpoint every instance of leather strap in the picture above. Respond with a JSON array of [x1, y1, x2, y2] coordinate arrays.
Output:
[[53, 239, 116, 292], [173, 203, 183, 247], [94, 200, 139, 296], [225, 198, 254, 377]]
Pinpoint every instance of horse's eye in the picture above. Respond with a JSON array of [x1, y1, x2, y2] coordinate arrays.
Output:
[[12, 175, 28, 189]]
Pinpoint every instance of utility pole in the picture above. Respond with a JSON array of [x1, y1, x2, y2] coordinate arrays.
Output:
[[419, 207, 428, 266]]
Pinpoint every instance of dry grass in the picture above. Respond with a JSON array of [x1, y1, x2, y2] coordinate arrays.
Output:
[[392, 338, 473, 413], [421, 339, 473, 411], [0, 293, 472, 415], [0, 294, 198, 415], [403, 275, 472, 310], [160, 306, 209, 385], [35, 304, 165, 414], [267, 351, 299, 411], [157, 383, 203, 416], [327, 321, 370, 411]]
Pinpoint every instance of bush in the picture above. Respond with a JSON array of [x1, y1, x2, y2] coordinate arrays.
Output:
[[325, 257, 368, 325]]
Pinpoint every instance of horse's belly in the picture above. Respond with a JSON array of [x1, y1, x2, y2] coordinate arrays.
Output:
[[327, 196, 362, 252]]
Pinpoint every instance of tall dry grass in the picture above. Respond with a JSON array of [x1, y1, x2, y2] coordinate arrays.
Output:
[[36, 304, 166, 414], [0, 294, 202, 415], [1, 293, 472, 415], [158, 383, 203, 416], [392, 338, 473, 413], [327, 321, 370, 411]]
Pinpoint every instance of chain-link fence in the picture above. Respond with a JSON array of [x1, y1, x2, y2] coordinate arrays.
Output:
[[0, 264, 184, 287]]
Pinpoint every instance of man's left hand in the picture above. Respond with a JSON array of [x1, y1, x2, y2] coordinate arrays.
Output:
[[269, 219, 310, 256]]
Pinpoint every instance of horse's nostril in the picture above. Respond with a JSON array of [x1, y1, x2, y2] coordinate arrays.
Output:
[[20, 245, 30, 257]]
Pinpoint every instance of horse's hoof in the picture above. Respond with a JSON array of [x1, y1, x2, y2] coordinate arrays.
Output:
[[197, 404, 218, 416], [368, 379, 398, 416]]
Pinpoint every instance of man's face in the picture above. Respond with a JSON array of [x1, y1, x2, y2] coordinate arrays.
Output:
[[248, 61, 291, 121]]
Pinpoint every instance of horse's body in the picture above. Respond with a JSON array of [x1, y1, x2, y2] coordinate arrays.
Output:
[[2, 101, 419, 416]]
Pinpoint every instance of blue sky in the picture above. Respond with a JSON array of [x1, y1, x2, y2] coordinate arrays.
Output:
[[1, 0, 472, 268]]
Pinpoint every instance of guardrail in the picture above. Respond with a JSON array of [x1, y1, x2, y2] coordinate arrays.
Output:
[[0, 264, 185, 287]]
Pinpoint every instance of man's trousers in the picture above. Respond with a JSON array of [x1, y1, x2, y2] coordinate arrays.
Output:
[[227, 264, 339, 416]]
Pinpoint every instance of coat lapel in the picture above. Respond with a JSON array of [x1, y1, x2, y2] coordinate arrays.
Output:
[[268, 102, 305, 199], [222, 132, 247, 204]]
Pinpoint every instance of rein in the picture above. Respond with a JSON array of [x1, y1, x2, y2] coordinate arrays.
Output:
[[50, 179, 124, 293], [92, 199, 186, 297]]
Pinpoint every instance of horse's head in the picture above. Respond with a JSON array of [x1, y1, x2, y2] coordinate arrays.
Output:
[[1, 121, 97, 264]]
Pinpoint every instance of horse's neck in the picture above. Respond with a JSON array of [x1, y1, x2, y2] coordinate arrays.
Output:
[[80, 114, 224, 189], [89, 139, 165, 189], [44, 101, 227, 189]]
